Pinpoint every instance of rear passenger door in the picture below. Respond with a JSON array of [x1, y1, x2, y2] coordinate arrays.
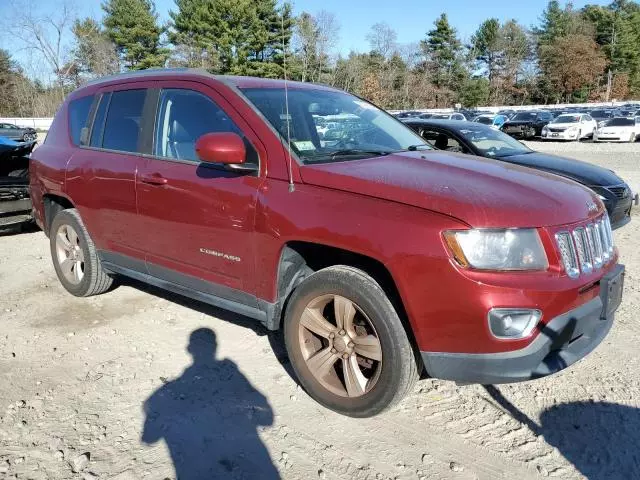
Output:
[[65, 85, 152, 264], [136, 81, 263, 300]]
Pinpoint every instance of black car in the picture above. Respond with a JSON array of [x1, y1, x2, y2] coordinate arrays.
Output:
[[402, 119, 634, 229], [590, 110, 614, 126], [501, 111, 554, 139], [0, 138, 36, 232]]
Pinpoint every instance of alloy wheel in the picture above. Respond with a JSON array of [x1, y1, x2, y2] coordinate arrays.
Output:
[[298, 294, 382, 398], [54, 224, 85, 284]]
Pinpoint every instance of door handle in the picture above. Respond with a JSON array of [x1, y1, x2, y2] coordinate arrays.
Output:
[[140, 174, 168, 186]]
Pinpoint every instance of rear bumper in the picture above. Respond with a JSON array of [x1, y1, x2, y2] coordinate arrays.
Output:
[[421, 264, 624, 384]]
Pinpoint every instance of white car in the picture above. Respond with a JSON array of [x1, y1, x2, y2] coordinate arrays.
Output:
[[541, 113, 597, 141], [594, 117, 640, 143]]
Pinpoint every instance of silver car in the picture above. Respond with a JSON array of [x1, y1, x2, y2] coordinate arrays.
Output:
[[0, 123, 37, 142]]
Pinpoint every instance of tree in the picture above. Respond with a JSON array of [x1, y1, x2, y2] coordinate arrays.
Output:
[[366, 23, 398, 59], [72, 18, 120, 79], [421, 13, 465, 106], [102, 0, 169, 70], [292, 10, 339, 82], [471, 19, 501, 99], [539, 34, 608, 102]]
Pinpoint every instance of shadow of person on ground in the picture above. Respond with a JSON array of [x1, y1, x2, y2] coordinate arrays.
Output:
[[142, 328, 280, 479], [484, 385, 640, 480]]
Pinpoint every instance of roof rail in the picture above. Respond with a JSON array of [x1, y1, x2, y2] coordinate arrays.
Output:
[[82, 68, 210, 86]]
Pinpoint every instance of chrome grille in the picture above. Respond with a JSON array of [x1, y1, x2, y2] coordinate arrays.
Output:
[[555, 215, 615, 278]]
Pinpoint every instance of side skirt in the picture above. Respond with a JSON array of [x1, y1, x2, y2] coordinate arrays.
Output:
[[100, 257, 274, 327]]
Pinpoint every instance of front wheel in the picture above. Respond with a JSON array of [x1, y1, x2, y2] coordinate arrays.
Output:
[[50, 208, 114, 297], [283, 266, 419, 417]]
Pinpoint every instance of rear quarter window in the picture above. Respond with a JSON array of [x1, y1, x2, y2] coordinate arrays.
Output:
[[68, 95, 95, 145]]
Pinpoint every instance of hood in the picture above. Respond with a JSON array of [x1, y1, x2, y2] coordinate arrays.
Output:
[[599, 125, 634, 132], [299, 151, 604, 228], [501, 152, 624, 187], [504, 120, 538, 126]]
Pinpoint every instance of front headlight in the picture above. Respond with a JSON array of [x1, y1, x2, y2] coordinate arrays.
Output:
[[568, 126, 578, 132], [443, 229, 548, 270]]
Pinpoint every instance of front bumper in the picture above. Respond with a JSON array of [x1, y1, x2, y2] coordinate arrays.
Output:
[[541, 130, 577, 140], [421, 264, 624, 384], [0, 197, 32, 227]]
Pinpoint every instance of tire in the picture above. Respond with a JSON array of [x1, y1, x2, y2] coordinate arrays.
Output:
[[49, 208, 113, 297], [283, 265, 419, 417], [575, 129, 582, 141]]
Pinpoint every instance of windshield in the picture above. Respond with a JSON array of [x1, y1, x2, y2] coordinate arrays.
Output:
[[457, 125, 531, 158], [475, 116, 493, 125], [590, 110, 612, 119], [552, 115, 580, 124], [431, 114, 450, 119], [512, 112, 537, 121], [241, 88, 428, 163], [605, 117, 634, 127]]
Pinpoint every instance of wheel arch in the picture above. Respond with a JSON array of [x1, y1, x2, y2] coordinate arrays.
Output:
[[268, 241, 422, 370], [43, 194, 74, 235]]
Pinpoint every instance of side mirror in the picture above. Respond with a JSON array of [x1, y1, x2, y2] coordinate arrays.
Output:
[[195, 132, 247, 165]]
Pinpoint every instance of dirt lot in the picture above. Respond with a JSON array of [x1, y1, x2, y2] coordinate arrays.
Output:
[[1, 141, 639, 480]]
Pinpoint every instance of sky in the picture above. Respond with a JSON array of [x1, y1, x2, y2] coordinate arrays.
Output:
[[0, 0, 612, 78]]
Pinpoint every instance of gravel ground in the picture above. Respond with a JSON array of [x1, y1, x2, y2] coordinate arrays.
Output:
[[1, 142, 639, 480]]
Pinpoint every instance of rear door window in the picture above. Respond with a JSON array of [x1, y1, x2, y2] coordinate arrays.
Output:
[[101, 89, 147, 153], [68, 95, 94, 145]]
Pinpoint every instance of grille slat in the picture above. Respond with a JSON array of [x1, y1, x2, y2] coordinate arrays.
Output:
[[555, 215, 614, 278], [608, 186, 629, 199]]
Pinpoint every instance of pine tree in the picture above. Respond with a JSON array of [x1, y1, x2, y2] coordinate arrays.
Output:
[[102, 0, 169, 70]]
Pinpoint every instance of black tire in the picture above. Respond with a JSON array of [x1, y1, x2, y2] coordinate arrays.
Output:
[[49, 208, 114, 297], [283, 265, 419, 417]]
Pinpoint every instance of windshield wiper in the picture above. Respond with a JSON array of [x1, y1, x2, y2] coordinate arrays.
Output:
[[328, 149, 393, 159]]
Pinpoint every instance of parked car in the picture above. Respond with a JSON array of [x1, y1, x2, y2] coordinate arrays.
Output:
[[540, 113, 598, 141], [472, 114, 507, 130], [594, 117, 640, 143], [394, 111, 422, 118], [501, 111, 554, 139], [31, 70, 624, 417], [0, 123, 37, 142], [429, 112, 467, 121], [403, 119, 634, 229], [590, 110, 614, 127], [0, 137, 36, 231]]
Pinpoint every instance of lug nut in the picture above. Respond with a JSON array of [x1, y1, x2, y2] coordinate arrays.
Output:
[[342, 353, 349, 359], [348, 342, 354, 348], [329, 332, 335, 339], [339, 330, 345, 336], [331, 348, 337, 354]]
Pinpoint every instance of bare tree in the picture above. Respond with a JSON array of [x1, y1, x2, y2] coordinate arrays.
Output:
[[292, 10, 340, 83], [5, 0, 77, 100], [366, 22, 398, 59]]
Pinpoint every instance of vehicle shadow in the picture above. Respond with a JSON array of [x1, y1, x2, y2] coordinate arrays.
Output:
[[142, 327, 281, 479], [484, 385, 640, 479]]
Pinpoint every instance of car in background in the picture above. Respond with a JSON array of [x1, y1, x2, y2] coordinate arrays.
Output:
[[472, 114, 508, 130], [0, 137, 37, 232], [402, 118, 634, 229], [500, 110, 554, 139], [590, 110, 614, 127], [394, 110, 423, 119], [0, 123, 37, 142], [541, 113, 597, 141], [429, 112, 467, 121], [496, 109, 516, 119], [594, 117, 640, 143]]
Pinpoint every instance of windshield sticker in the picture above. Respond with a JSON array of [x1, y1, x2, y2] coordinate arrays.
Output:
[[293, 141, 316, 151]]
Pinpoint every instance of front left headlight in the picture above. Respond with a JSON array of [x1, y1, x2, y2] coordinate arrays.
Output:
[[443, 229, 548, 271]]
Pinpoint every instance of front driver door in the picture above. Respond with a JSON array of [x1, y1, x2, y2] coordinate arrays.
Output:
[[136, 82, 264, 301]]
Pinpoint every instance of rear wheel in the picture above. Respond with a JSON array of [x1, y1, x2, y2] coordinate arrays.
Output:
[[284, 266, 419, 417], [50, 208, 113, 297]]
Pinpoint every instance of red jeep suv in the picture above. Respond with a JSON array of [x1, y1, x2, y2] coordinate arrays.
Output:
[[30, 69, 624, 417]]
